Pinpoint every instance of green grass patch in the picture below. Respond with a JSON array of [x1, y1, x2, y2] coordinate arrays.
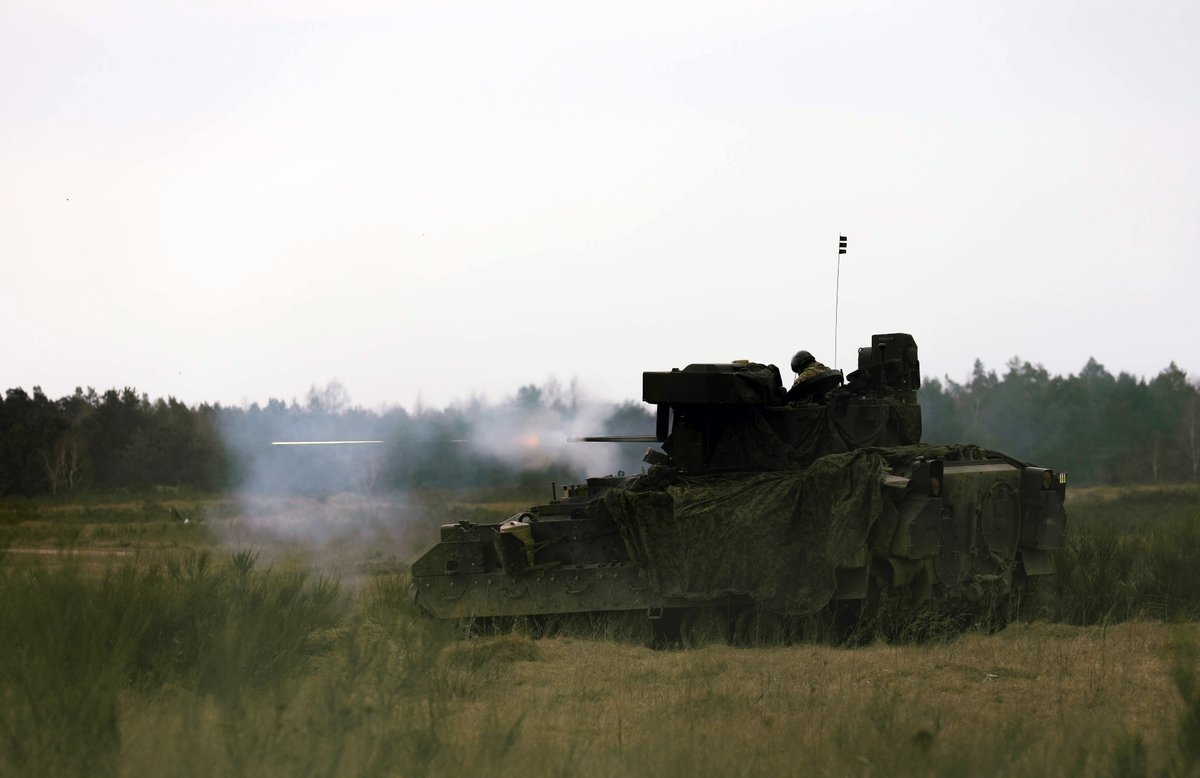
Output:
[[0, 551, 344, 776], [1055, 485, 1200, 624]]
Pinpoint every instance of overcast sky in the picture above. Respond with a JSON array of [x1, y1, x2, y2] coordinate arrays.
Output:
[[3, 1, 1197, 411]]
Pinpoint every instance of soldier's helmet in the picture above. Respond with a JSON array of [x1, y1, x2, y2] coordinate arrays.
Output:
[[791, 350, 816, 373]]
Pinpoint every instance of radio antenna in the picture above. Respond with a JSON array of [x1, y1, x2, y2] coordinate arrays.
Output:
[[834, 234, 847, 369]]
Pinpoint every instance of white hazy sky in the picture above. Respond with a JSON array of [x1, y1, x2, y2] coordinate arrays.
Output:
[[3, 0, 1198, 410]]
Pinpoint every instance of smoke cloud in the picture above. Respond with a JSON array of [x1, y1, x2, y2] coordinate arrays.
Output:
[[215, 379, 656, 563]]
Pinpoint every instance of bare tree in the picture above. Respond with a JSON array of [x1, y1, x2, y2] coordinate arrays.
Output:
[[306, 379, 351, 414], [1190, 390, 1199, 482], [40, 434, 82, 497], [354, 450, 384, 497]]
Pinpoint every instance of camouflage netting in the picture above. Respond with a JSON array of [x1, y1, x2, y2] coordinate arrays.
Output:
[[600, 443, 1030, 615], [601, 450, 888, 615]]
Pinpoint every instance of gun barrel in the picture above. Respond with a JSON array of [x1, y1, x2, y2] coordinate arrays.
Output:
[[567, 435, 660, 443]]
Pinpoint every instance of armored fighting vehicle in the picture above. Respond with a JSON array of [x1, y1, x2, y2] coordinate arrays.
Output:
[[411, 333, 1067, 644]]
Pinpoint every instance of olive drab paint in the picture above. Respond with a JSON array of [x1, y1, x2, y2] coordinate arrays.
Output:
[[410, 333, 1067, 645]]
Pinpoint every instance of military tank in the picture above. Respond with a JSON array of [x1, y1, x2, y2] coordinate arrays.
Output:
[[410, 333, 1067, 645]]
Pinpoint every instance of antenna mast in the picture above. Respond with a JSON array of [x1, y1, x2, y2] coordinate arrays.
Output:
[[834, 235, 847, 369]]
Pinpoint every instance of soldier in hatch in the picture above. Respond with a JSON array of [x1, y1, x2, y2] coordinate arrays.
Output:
[[787, 350, 843, 402]]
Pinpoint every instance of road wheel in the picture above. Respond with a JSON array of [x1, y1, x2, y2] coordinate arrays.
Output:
[[735, 609, 786, 646], [603, 610, 656, 644], [680, 607, 731, 648]]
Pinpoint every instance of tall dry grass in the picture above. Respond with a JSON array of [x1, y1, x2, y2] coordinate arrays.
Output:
[[0, 551, 342, 776], [2, 485, 1199, 776], [3, 554, 1200, 777]]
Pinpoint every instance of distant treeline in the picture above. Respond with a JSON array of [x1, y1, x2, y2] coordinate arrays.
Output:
[[1, 358, 1197, 497], [0, 381, 655, 498], [921, 358, 1199, 484], [0, 387, 226, 497]]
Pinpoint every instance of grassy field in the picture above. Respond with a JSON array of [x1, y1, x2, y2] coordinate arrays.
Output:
[[2, 485, 1199, 777]]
